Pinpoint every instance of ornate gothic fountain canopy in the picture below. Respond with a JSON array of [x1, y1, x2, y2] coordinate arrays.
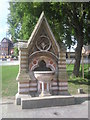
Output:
[[26, 12, 60, 57]]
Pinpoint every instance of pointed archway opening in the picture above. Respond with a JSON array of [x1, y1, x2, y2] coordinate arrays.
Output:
[[33, 60, 54, 96]]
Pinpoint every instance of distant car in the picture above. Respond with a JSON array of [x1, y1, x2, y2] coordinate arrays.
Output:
[[7, 58, 10, 61], [13, 57, 18, 60], [2, 58, 7, 61]]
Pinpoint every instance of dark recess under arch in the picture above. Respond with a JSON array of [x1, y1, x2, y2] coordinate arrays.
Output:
[[33, 60, 52, 71]]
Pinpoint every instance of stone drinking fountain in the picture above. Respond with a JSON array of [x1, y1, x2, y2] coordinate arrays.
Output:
[[15, 12, 73, 109], [34, 71, 55, 96]]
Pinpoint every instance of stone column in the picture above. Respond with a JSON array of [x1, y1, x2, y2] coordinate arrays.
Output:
[[19, 48, 28, 72], [17, 47, 29, 94], [38, 82, 40, 91], [47, 83, 49, 92], [16, 46, 30, 105], [42, 82, 44, 94], [58, 47, 69, 95]]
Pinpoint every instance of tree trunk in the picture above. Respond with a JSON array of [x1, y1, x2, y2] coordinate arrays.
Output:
[[73, 34, 83, 77]]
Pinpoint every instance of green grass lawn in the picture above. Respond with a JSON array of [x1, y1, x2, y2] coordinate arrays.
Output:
[[2, 64, 90, 97], [67, 64, 90, 94], [2, 65, 19, 97]]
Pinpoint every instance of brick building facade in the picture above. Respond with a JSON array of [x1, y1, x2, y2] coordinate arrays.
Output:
[[0, 38, 13, 56]]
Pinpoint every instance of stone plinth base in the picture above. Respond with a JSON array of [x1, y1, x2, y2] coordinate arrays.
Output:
[[15, 93, 31, 105], [21, 95, 75, 109]]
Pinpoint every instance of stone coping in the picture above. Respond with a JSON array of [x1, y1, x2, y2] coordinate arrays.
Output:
[[34, 71, 55, 74], [73, 94, 89, 97], [21, 95, 74, 101], [2, 94, 89, 100], [21, 94, 90, 101]]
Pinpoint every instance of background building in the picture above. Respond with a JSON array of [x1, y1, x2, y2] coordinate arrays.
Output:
[[0, 38, 13, 57]]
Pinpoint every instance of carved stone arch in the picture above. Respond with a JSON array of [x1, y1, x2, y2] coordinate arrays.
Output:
[[29, 51, 58, 73], [29, 51, 58, 62], [27, 12, 60, 57], [29, 55, 57, 72]]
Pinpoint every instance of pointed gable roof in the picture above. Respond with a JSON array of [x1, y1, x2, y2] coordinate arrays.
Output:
[[27, 12, 60, 54]]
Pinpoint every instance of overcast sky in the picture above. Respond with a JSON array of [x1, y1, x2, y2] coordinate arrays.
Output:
[[0, 0, 10, 42]]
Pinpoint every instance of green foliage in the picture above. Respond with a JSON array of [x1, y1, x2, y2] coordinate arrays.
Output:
[[8, 2, 38, 42], [7, 2, 90, 76], [14, 47, 19, 57], [8, 2, 89, 46]]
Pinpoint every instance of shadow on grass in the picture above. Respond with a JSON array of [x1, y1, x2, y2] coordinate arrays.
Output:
[[68, 79, 89, 85], [67, 70, 90, 85]]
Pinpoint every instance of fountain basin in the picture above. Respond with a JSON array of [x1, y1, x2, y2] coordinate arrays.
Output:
[[34, 71, 55, 82]]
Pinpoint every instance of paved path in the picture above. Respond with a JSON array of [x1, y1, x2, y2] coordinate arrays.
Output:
[[0, 60, 19, 66], [0, 97, 89, 118], [66, 58, 90, 64]]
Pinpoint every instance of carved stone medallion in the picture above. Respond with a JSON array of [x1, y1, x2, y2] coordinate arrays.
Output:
[[36, 35, 51, 51]]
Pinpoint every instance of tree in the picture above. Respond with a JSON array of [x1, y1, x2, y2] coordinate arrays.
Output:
[[59, 3, 89, 77], [8, 2, 90, 76], [14, 47, 19, 57], [38, 2, 89, 77], [8, 2, 38, 42]]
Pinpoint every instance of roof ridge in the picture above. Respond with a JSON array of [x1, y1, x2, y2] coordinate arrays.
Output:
[[27, 11, 45, 46]]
